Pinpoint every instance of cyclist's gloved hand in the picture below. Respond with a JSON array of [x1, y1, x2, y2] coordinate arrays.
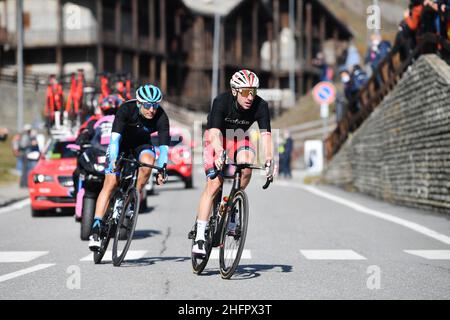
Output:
[[214, 150, 226, 171], [156, 172, 166, 185], [265, 159, 276, 180], [156, 165, 168, 185]]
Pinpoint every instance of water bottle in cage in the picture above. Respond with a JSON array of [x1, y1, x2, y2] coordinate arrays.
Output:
[[218, 196, 229, 217]]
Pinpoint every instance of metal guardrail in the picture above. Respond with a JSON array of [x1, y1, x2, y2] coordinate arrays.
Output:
[[325, 33, 450, 161]]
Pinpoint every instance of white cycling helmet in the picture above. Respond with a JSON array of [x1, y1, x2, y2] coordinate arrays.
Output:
[[230, 69, 260, 89]]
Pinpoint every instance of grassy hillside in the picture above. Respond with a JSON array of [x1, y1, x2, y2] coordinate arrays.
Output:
[[0, 137, 18, 186], [321, 0, 408, 55], [275, 0, 409, 129]]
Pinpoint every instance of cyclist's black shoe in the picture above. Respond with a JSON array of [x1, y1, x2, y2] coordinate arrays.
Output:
[[192, 240, 206, 256], [89, 219, 102, 252]]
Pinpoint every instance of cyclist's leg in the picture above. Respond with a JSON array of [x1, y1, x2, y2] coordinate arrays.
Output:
[[193, 138, 223, 255], [94, 173, 120, 220], [198, 137, 224, 222], [135, 145, 156, 194], [234, 138, 256, 190], [89, 173, 119, 250]]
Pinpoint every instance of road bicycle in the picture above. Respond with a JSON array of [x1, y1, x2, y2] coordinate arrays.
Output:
[[189, 152, 272, 279], [93, 153, 166, 266]]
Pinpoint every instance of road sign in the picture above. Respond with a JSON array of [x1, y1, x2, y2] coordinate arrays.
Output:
[[320, 104, 329, 119], [312, 82, 336, 105]]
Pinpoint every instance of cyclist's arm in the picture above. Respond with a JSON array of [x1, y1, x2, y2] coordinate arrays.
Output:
[[108, 104, 128, 167], [256, 101, 273, 162], [156, 110, 170, 168], [107, 132, 122, 167], [209, 128, 224, 155]]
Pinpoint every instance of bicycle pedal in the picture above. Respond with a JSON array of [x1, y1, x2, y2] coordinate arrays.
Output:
[[188, 230, 196, 240]]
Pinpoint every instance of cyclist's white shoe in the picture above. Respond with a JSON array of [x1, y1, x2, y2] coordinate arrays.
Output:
[[192, 240, 206, 256], [89, 234, 101, 252]]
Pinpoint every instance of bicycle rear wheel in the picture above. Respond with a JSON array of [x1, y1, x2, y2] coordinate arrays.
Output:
[[112, 187, 140, 267], [219, 190, 249, 279], [93, 193, 119, 264]]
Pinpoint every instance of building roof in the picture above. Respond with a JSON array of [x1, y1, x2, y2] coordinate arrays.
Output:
[[182, 0, 243, 16]]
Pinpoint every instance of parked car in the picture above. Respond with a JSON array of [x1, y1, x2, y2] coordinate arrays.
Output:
[[151, 127, 193, 189], [28, 136, 77, 217]]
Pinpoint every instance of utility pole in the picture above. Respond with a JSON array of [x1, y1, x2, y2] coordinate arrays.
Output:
[[289, 0, 296, 106], [211, 7, 221, 107], [17, 0, 24, 132]]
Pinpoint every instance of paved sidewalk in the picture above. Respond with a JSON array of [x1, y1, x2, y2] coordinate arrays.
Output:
[[0, 182, 29, 207]]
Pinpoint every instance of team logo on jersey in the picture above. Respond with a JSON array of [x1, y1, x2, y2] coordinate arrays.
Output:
[[225, 118, 250, 126]]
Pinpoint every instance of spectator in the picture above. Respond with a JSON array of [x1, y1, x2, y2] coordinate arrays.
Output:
[[394, 0, 424, 59], [339, 68, 353, 102], [339, 65, 368, 113], [0, 128, 8, 142], [312, 52, 333, 82], [351, 65, 368, 93], [420, 0, 439, 34], [435, 0, 450, 39], [365, 33, 392, 74], [11, 133, 22, 173], [345, 43, 362, 72], [18, 124, 40, 188], [279, 130, 294, 179]]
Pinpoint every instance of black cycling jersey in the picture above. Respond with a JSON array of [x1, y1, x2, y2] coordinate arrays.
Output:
[[112, 99, 170, 149], [206, 92, 271, 136]]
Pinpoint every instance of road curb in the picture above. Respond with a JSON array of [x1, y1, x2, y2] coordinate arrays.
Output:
[[0, 197, 28, 209]]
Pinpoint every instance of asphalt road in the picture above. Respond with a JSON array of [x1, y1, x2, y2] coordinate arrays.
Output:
[[0, 167, 449, 300]]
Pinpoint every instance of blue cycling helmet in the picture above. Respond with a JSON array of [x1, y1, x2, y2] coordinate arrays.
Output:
[[136, 84, 163, 104]]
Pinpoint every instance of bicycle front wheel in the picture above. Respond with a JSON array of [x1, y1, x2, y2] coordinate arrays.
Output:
[[219, 190, 249, 279], [93, 192, 119, 264], [112, 187, 140, 267]]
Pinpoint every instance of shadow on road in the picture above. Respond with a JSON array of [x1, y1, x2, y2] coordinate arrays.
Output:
[[139, 205, 155, 215], [132, 229, 162, 240], [198, 264, 293, 280], [120, 256, 190, 267], [32, 210, 75, 218]]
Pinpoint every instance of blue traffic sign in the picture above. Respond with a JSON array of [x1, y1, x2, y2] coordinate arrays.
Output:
[[312, 82, 336, 105]]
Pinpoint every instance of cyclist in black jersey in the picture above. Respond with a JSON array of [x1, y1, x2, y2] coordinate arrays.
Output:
[[192, 70, 276, 256], [89, 84, 170, 251]]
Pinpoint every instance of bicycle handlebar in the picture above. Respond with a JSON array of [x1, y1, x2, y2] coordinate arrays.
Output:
[[209, 152, 272, 190], [118, 156, 167, 174]]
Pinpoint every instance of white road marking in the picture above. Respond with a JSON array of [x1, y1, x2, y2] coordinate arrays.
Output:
[[209, 249, 252, 260], [276, 181, 450, 246], [80, 250, 147, 262], [404, 250, 450, 260], [0, 251, 49, 263], [0, 264, 55, 283], [0, 199, 31, 214], [300, 250, 367, 260]]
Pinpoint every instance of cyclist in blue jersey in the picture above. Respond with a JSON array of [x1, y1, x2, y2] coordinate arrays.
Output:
[[89, 84, 170, 251]]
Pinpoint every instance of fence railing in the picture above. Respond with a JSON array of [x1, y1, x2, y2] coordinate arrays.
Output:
[[325, 33, 450, 161]]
